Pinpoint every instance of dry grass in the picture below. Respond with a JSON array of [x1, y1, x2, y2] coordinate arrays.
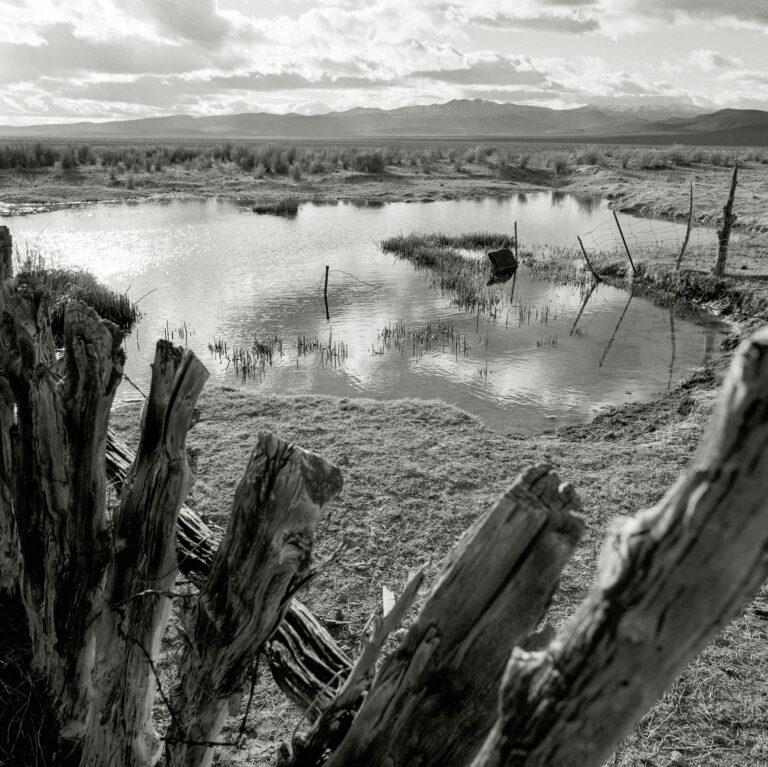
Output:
[[104, 365, 768, 766]]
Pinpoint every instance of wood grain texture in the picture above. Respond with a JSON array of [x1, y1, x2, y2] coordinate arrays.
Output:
[[167, 433, 342, 767], [105, 429, 354, 719], [81, 344, 208, 767], [0, 286, 124, 734], [471, 326, 768, 767], [323, 465, 584, 767]]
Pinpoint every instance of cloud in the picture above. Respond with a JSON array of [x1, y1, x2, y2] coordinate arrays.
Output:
[[688, 49, 743, 71], [137, 0, 234, 45], [627, 0, 768, 28], [414, 54, 550, 85], [443, 4, 600, 34], [0, 0, 764, 124]]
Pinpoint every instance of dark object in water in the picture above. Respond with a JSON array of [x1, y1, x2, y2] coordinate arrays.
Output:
[[487, 242, 518, 275]]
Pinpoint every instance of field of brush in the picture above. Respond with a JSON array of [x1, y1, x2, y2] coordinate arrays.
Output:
[[1, 138, 767, 239]]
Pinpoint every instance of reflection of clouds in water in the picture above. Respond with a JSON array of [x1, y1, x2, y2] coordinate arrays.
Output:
[[7, 197, 726, 434]]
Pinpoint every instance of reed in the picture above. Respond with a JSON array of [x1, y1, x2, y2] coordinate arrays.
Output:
[[209, 331, 348, 381]]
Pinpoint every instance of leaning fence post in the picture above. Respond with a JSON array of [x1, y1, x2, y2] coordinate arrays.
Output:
[[576, 236, 601, 282], [675, 179, 694, 271], [612, 210, 636, 276]]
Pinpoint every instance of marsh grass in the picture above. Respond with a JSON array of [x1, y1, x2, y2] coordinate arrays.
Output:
[[374, 319, 474, 360], [15, 244, 139, 344], [209, 331, 348, 382], [252, 196, 300, 216]]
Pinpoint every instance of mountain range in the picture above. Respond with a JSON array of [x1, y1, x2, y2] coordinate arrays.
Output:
[[0, 100, 766, 145]]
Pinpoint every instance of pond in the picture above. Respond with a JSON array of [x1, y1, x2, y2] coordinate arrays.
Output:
[[7, 192, 726, 434]]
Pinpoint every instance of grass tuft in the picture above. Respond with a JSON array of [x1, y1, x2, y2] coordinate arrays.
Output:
[[252, 196, 300, 216]]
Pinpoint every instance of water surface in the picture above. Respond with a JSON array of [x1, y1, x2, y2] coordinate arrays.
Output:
[[7, 193, 725, 433]]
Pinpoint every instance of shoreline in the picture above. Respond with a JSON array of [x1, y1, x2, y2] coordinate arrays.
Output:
[[2, 152, 766, 236]]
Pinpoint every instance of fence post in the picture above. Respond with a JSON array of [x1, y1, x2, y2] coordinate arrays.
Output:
[[324, 265, 330, 320], [712, 165, 738, 277], [612, 210, 636, 276], [576, 236, 601, 282], [675, 179, 694, 271]]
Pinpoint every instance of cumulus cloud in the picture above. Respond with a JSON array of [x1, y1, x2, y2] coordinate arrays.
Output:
[[626, 0, 768, 28], [0, 0, 764, 124], [688, 49, 743, 70]]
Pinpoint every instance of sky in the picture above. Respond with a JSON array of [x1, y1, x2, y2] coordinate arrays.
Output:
[[0, 0, 767, 125]]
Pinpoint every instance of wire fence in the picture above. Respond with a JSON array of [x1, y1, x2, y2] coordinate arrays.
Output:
[[576, 192, 766, 269]]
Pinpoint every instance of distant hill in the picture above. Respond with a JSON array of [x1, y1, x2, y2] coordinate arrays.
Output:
[[0, 100, 765, 145]]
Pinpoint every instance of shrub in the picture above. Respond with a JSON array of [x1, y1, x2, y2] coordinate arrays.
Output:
[[60, 146, 77, 171], [289, 163, 302, 182], [352, 151, 386, 174], [550, 152, 570, 175], [669, 144, 692, 166], [253, 162, 267, 179], [125, 170, 135, 189], [519, 153, 531, 170], [619, 150, 632, 168], [576, 147, 601, 165]]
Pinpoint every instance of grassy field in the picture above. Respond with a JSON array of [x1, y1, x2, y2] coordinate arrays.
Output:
[[106, 354, 767, 766]]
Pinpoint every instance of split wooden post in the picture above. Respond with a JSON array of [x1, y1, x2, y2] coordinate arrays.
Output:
[[304, 465, 584, 767], [576, 236, 601, 282], [675, 178, 694, 271], [167, 434, 343, 767], [712, 165, 738, 277], [80, 345, 208, 767], [0, 282, 125, 738], [104, 429, 355, 719], [612, 210, 636, 276], [472, 326, 768, 767]]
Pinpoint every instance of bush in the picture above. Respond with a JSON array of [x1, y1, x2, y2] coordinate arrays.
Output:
[[519, 153, 531, 170], [550, 152, 570, 176], [669, 144, 692, 166], [576, 147, 601, 165], [619, 150, 632, 168], [125, 170, 135, 189], [352, 151, 386, 174], [253, 162, 266, 179], [289, 163, 302, 182]]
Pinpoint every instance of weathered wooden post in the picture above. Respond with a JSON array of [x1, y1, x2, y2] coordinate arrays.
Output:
[[471, 326, 768, 767], [576, 236, 601, 283], [612, 210, 636, 276], [675, 178, 694, 271], [288, 466, 584, 767], [167, 435, 343, 767], [80, 344, 208, 767], [712, 165, 738, 277]]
